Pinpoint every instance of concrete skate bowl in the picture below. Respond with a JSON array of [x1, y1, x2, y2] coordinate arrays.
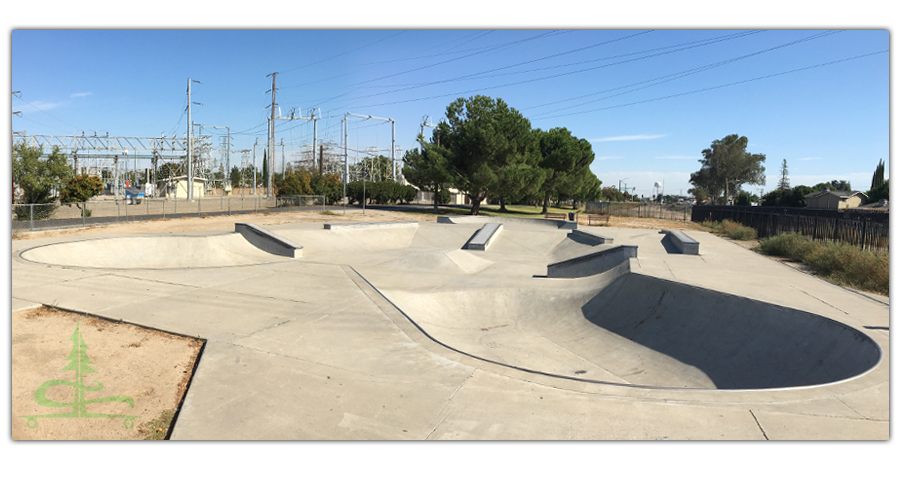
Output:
[[18, 233, 293, 269], [385, 268, 881, 391]]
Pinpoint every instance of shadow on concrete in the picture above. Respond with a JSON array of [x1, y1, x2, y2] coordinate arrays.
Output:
[[581, 272, 882, 390]]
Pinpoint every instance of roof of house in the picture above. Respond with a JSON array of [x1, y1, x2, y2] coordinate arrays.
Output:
[[805, 189, 867, 200]]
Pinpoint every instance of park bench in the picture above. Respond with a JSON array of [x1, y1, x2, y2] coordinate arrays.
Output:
[[581, 213, 610, 226], [544, 213, 567, 220]]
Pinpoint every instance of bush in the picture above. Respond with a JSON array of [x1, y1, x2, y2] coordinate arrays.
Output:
[[702, 219, 757, 240], [721, 219, 757, 240], [757, 232, 821, 261], [757, 232, 889, 296]]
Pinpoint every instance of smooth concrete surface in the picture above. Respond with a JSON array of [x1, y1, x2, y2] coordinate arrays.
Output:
[[10, 222, 889, 440], [234, 222, 303, 258], [465, 223, 503, 251]]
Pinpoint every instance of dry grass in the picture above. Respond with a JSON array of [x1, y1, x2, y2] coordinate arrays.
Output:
[[757, 232, 889, 296], [701, 219, 758, 240]]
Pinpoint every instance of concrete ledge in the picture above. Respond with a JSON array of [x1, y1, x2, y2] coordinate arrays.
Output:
[[235, 223, 303, 258], [663, 230, 700, 255], [437, 215, 576, 230], [323, 221, 419, 230], [465, 223, 503, 251], [547, 245, 638, 278], [571, 228, 613, 244]]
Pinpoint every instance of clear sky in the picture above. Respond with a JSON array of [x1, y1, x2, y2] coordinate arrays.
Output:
[[10, 28, 889, 198]]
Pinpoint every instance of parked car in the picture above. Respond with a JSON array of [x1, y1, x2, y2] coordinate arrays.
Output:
[[124, 187, 144, 205]]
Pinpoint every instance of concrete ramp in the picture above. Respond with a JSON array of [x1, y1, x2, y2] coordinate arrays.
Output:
[[20, 233, 293, 269], [382, 264, 880, 390]]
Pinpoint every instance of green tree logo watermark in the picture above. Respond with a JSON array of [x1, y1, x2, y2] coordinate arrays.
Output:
[[22, 322, 138, 429]]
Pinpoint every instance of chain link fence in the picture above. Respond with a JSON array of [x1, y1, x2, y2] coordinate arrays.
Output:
[[606, 202, 693, 221], [12, 195, 326, 232]]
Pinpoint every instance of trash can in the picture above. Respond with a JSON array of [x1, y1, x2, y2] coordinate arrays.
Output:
[[568, 212, 575, 221]]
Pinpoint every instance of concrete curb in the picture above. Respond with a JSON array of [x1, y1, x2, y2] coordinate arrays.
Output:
[[323, 221, 419, 230], [465, 223, 503, 251], [235, 223, 303, 258], [662, 229, 700, 255], [571, 228, 614, 244], [547, 245, 638, 278], [437, 215, 576, 230]]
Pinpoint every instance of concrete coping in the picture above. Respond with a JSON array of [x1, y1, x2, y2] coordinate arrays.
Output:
[[234, 223, 303, 258], [465, 223, 503, 251], [323, 221, 419, 230], [570, 228, 613, 244], [663, 230, 700, 255], [437, 215, 576, 230], [547, 244, 638, 278]]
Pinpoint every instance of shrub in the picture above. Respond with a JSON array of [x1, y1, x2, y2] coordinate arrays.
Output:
[[702, 219, 757, 240], [757, 232, 821, 261], [757, 232, 889, 296]]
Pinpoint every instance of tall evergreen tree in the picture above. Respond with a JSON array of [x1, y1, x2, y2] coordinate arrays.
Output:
[[778, 159, 790, 191]]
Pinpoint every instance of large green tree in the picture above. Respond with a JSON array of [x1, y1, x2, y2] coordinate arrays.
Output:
[[534, 127, 595, 214], [691, 134, 766, 204], [13, 143, 72, 205], [402, 131, 453, 214], [440, 95, 536, 215], [867, 159, 888, 201]]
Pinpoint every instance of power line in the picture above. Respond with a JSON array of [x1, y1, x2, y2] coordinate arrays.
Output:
[[309, 30, 567, 111], [279, 30, 409, 75], [533, 49, 888, 121], [333, 30, 767, 112], [526, 30, 842, 118]]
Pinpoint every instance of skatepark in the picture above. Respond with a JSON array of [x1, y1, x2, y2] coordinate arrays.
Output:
[[10, 213, 889, 440]]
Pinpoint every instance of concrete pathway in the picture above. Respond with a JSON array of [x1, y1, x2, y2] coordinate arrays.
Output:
[[11, 218, 889, 440]]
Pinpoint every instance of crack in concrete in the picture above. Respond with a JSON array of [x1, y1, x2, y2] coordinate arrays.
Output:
[[790, 285, 849, 315], [749, 409, 769, 440], [426, 371, 474, 440]]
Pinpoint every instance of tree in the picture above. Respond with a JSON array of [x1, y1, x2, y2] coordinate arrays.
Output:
[[868, 179, 889, 202], [59, 174, 103, 215], [491, 163, 547, 211], [761, 185, 815, 207], [12, 143, 73, 219], [812, 180, 852, 192], [262, 150, 269, 189], [402, 132, 453, 214], [870, 159, 885, 192], [691, 134, 766, 204], [778, 159, 790, 191], [440, 95, 537, 215], [535, 127, 595, 214]]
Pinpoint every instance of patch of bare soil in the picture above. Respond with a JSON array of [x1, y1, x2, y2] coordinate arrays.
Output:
[[598, 216, 708, 231], [11, 307, 203, 440], [11, 207, 440, 241]]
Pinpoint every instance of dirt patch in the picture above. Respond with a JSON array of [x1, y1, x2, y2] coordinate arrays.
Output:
[[11, 207, 440, 241], [11, 307, 203, 440]]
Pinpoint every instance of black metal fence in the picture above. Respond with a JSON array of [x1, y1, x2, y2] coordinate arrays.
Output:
[[691, 205, 889, 251]]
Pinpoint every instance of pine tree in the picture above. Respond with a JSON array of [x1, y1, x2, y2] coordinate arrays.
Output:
[[778, 159, 790, 191]]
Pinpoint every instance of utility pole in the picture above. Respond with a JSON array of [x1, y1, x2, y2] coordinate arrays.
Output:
[[265, 72, 278, 198], [187, 78, 202, 201], [343, 116, 348, 215], [252, 139, 258, 196]]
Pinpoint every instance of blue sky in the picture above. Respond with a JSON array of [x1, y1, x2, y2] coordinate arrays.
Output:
[[9, 27, 890, 199]]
